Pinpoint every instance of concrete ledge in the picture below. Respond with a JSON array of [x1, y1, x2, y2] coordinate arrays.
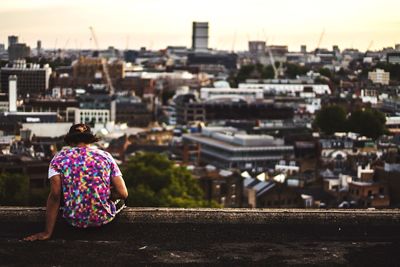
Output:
[[2, 207, 400, 265], [3, 207, 400, 224]]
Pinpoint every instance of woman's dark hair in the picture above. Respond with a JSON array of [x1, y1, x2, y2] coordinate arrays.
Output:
[[64, 124, 100, 145]]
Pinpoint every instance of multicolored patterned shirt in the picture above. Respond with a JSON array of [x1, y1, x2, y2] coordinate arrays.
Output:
[[48, 146, 123, 228]]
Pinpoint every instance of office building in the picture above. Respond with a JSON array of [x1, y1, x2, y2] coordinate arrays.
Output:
[[368, 69, 390, 85], [8, 36, 18, 47], [174, 93, 293, 124], [183, 127, 294, 171], [200, 88, 264, 102], [249, 41, 266, 55], [72, 57, 124, 88], [192, 22, 209, 52], [239, 82, 331, 96], [0, 94, 8, 112], [387, 52, 400, 64], [187, 52, 237, 71], [21, 98, 79, 122], [0, 60, 52, 96], [8, 43, 31, 61], [37, 40, 42, 56]]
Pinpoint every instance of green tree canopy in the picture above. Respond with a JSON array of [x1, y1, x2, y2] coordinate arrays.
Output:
[[0, 173, 29, 206], [122, 153, 217, 208], [347, 108, 386, 139], [234, 63, 274, 84], [314, 106, 386, 139], [285, 63, 310, 79], [314, 105, 347, 135]]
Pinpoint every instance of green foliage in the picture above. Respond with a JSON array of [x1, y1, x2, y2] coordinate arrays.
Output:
[[285, 63, 310, 79], [122, 153, 215, 208], [235, 63, 274, 84], [314, 105, 386, 139], [314, 105, 347, 135], [317, 68, 333, 79], [347, 108, 386, 139], [0, 173, 29, 206]]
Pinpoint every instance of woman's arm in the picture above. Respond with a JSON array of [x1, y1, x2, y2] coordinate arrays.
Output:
[[110, 176, 128, 201], [24, 175, 62, 241]]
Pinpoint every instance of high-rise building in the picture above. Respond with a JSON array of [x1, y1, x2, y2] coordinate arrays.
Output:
[[0, 44, 5, 52], [301, 45, 307, 53], [8, 43, 31, 61], [8, 35, 18, 48], [8, 75, 17, 112], [0, 60, 52, 96], [37, 40, 42, 55], [192, 22, 209, 52], [248, 41, 266, 55]]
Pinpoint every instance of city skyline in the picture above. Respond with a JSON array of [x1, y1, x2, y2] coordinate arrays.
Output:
[[1, 0, 400, 51]]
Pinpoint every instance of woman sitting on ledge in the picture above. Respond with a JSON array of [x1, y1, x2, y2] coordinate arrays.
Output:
[[25, 123, 128, 241]]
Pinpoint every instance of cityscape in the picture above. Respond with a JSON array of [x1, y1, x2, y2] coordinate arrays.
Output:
[[0, 4, 400, 210], [3, 1, 400, 265]]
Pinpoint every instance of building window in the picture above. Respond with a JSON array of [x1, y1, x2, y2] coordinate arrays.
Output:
[[379, 187, 385, 195]]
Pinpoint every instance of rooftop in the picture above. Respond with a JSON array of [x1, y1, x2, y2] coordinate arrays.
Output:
[[2, 207, 400, 265]]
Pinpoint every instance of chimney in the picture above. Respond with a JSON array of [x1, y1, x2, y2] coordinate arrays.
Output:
[[8, 75, 17, 112]]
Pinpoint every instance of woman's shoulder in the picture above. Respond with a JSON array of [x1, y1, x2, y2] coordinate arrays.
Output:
[[88, 146, 113, 158]]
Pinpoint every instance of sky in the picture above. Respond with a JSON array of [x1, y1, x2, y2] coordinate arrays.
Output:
[[1, 0, 400, 52]]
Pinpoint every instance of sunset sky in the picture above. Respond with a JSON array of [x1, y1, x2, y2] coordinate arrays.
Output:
[[1, 0, 400, 51]]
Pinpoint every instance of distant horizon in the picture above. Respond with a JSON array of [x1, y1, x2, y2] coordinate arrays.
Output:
[[1, 0, 400, 52]]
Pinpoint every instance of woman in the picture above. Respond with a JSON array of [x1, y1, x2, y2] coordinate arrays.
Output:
[[25, 123, 128, 241]]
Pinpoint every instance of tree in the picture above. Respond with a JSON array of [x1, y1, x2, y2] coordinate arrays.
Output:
[[234, 63, 274, 84], [0, 173, 29, 206], [122, 153, 218, 207], [318, 67, 332, 79], [285, 63, 310, 79], [314, 106, 387, 139], [347, 109, 386, 139], [314, 105, 347, 135]]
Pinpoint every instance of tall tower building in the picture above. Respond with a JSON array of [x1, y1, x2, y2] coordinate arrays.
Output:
[[37, 40, 42, 55], [8, 35, 18, 48], [192, 22, 209, 52], [8, 75, 17, 112]]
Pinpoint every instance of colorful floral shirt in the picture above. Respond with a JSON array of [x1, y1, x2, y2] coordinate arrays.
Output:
[[48, 146, 123, 228]]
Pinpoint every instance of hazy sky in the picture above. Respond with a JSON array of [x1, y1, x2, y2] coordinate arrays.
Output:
[[1, 0, 400, 51]]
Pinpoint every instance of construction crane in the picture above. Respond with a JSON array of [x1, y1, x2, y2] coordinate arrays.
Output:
[[364, 40, 374, 57], [266, 45, 278, 79], [265, 42, 283, 79], [315, 28, 325, 54], [89, 26, 116, 123]]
